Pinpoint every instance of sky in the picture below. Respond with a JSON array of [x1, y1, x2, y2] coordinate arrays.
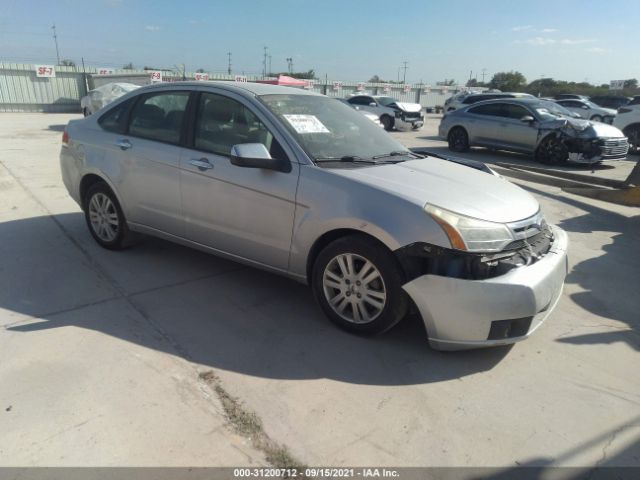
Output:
[[0, 0, 638, 86]]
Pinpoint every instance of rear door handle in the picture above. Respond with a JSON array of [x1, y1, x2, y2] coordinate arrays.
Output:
[[116, 139, 132, 150], [189, 158, 214, 171]]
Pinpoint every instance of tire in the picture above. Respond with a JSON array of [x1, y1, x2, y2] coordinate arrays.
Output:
[[623, 125, 640, 155], [311, 234, 409, 335], [380, 115, 394, 131], [535, 135, 568, 165], [447, 127, 469, 152], [590, 115, 602, 122], [83, 182, 132, 250]]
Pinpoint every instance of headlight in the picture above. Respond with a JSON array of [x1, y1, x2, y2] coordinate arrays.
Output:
[[425, 204, 514, 252]]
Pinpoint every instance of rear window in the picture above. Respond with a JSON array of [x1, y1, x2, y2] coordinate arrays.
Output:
[[463, 94, 509, 104]]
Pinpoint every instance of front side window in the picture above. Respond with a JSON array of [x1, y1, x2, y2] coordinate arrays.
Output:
[[128, 91, 190, 145], [348, 96, 372, 106], [468, 103, 502, 116], [260, 94, 408, 161], [502, 104, 531, 120], [194, 92, 285, 159]]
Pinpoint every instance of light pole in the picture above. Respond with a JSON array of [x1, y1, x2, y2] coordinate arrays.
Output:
[[51, 24, 60, 65]]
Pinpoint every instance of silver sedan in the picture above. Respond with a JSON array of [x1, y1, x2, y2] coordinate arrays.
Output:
[[60, 82, 568, 350], [439, 98, 628, 164]]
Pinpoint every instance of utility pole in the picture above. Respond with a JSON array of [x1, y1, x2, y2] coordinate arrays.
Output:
[[402, 60, 408, 83], [286, 57, 293, 74], [481, 68, 487, 83], [263, 46, 268, 78], [51, 24, 60, 65], [268, 55, 272, 76], [227, 52, 232, 75]]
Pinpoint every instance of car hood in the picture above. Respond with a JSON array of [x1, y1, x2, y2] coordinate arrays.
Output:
[[332, 158, 540, 223], [394, 102, 422, 113], [543, 117, 625, 137]]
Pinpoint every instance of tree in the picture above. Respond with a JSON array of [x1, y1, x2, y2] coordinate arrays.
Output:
[[489, 71, 527, 92], [59, 59, 75, 67], [122, 62, 134, 70], [369, 75, 383, 83], [624, 79, 638, 89], [196, 68, 206, 73]]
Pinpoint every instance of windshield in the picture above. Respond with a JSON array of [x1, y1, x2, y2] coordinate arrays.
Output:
[[533, 101, 577, 120], [375, 96, 397, 106], [260, 94, 409, 162]]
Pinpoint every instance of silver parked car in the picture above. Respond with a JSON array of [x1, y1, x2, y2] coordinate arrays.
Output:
[[60, 82, 568, 350], [439, 98, 628, 164], [346, 95, 424, 131], [554, 98, 617, 124]]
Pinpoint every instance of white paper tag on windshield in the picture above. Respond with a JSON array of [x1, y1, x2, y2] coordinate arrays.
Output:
[[283, 114, 330, 134]]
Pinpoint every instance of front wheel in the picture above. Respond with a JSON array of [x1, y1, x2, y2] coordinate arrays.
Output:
[[535, 135, 568, 165], [380, 115, 394, 131], [590, 115, 602, 122], [448, 127, 469, 152], [312, 235, 409, 335], [624, 125, 640, 155]]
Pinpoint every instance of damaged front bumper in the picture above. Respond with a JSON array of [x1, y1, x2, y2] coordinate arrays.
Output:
[[395, 112, 424, 130], [566, 137, 629, 164], [401, 226, 568, 351]]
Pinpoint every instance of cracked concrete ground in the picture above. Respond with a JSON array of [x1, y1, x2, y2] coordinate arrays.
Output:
[[0, 113, 638, 468]]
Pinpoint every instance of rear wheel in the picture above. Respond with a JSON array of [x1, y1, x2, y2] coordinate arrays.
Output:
[[536, 135, 568, 165], [380, 115, 394, 131], [312, 235, 409, 335], [590, 115, 602, 122], [84, 182, 132, 250], [448, 127, 469, 152], [623, 125, 640, 155]]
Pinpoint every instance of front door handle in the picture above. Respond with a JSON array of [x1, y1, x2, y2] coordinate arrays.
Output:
[[116, 139, 132, 150], [189, 158, 214, 171]]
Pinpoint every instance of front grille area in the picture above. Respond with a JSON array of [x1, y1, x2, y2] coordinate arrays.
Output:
[[402, 111, 423, 119], [600, 138, 629, 157]]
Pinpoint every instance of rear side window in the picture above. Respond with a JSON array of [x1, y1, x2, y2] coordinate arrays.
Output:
[[98, 98, 134, 134], [127, 91, 190, 145]]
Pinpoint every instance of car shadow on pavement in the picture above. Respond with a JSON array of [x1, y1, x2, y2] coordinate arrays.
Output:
[[518, 184, 640, 351], [47, 124, 67, 132], [2, 213, 513, 386]]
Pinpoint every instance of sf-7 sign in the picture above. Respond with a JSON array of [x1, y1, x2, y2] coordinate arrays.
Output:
[[35, 65, 55, 78]]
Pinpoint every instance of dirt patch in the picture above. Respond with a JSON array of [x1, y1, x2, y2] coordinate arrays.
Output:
[[199, 371, 305, 470]]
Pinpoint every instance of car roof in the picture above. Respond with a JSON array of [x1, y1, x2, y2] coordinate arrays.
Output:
[[464, 97, 553, 107], [134, 81, 322, 97]]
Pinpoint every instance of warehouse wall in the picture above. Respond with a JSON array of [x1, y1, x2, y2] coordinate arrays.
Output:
[[0, 63, 468, 112]]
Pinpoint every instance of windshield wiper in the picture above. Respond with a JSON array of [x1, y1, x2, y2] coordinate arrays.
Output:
[[371, 150, 414, 161], [315, 155, 376, 164]]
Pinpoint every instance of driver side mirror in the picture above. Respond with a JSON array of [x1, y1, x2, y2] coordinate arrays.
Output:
[[230, 143, 291, 173], [582, 105, 589, 109], [369, 102, 377, 107], [520, 115, 535, 123]]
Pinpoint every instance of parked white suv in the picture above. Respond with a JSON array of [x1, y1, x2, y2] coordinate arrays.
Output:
[[614, 103, 640, 154], [346, 95, 424, 131]]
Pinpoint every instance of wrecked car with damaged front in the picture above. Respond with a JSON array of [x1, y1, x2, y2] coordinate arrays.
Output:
[[61, 82, 567, 351], [439, 98, 629, 164]]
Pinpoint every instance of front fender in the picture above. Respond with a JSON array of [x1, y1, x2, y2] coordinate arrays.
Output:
[[288, 165, 451, 280]]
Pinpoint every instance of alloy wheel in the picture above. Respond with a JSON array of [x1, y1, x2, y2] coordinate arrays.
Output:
[[88, 192, 119, 242], [322, 253, 387, 324]]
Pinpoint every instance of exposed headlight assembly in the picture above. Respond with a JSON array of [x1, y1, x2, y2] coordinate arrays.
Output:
[[425, 204, 514, 252]]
